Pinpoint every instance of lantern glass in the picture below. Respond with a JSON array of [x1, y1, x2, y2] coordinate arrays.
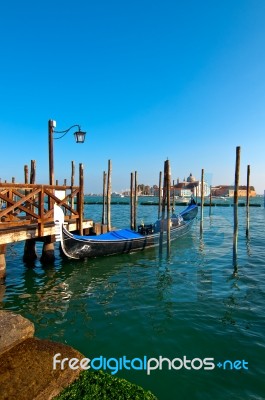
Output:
[[74, 130, 86, 143]]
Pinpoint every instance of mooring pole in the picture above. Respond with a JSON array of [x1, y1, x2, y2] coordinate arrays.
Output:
[[130, 172, 134, 230], [159, 162, 167, 254], [158, 171, 162, 219], [200, 168, 204, 234], [134, 171, 138, 231], [71, 161, 75, 187], [172, 179, 175, 213], [107, 159, 112, 232], [166, 160, 171, 255], [246, 164, 250, 237], [24, 165, 29, 184], [48, 120, 54, 186], [24, 160, 37, 264], [30, 160, 36, 185], [233, 146, 240, 270], [71, 161, 75, 217], [78, 163, 84, 235], [102, 171, 107, 225]]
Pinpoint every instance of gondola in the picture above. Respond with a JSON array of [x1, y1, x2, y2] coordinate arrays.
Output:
[[54, 200, 198, 260]]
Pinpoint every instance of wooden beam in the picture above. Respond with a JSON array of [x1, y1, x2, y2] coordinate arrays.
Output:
[[0, 220, 93, 245]]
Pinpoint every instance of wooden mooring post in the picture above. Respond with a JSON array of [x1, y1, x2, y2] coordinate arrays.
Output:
[[200, 168, 204, 234], [172, 179, 175, 213], [78, 163, 84, 235], [209, 185, 212, 214], [71, 161, 75, 216], [23, 160, 38, 264], [159, 161, 168, 254], [158, 171, 162, 220], [166, 160, 171, 255], [158, 159, 172, 255], [130, 172, 135, 230], [130, 171, 138, 230], [246, 164, 250, 237], [233, 146, 240, 271], [134, 171, 138, 231], [102, 171, 107, 225], [107, 160, 112, 232], [24, 165, 29, 184]]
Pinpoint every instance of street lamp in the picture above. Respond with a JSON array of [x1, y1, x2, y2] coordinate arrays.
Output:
[[48, 119, 86, 186]]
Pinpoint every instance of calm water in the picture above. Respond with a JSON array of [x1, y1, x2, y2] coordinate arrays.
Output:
[[1, 198, 265, 400]]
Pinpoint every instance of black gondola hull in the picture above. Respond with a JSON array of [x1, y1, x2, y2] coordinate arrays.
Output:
[[58, 203, 198, 259]]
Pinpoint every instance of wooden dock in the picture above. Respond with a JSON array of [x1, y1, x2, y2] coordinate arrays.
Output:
[[0, 182, 93, 279]]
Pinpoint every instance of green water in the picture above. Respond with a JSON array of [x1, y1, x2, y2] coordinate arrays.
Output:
[[1, 199, 265, 399]]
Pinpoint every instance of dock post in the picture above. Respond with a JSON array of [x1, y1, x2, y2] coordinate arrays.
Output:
[[159, 161, 167, 254], [246, 165, 250, 237], [233, 146, 240, 271], [71, 161, 75, 216], [209, 185, 212, 213], [107, 160, 112, 232], [158, 171, 162, 219], [78, 163, 84, 235], [130, 172, 135, 230], [200, 169, 204, 234], [30, 160, 36, 185], [172, 179, 175, 213], [102, 171, 107, 225], [40, 236, 55, 264], [166, 160, 171, 255], [0, 244, 7, 280], [24, 160, 37, 263], [24, 165, 29, 184], [23, 239, 37, 265], [134, 171, 138, 231]]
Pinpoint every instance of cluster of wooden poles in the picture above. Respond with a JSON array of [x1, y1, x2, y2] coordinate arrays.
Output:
[[199, 146, 252, 272], [100, 146, 251, 267], [100, 158, 174, 254]]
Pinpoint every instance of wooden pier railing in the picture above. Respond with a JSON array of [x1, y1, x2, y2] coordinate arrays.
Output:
[[0, 183, 84, 237], [0, 181, 93, 278]]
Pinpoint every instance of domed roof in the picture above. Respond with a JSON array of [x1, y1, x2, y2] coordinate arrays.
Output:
[[187, 173, 196, 182]]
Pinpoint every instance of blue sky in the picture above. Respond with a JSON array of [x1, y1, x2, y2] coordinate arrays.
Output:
[[0, 0, 265, 193]]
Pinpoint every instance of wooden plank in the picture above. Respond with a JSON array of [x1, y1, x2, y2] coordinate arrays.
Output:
[[0, 183, 79, 190], [0, 189, 41, 219], [0, 220, 93, 245]]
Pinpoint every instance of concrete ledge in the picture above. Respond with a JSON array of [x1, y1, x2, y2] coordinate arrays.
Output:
[[0, 311, 35, 356], [0, 337, 84, 400]]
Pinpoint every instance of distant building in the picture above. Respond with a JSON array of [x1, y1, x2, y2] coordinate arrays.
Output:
[[172, 173, 210, 197], [152, 173, 210, 197], [211, 185, 256, 197]]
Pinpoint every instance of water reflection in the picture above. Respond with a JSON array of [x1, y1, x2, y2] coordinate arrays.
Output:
[[233, 204, 238, 273]]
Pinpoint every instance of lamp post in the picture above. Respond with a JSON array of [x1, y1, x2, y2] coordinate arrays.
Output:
[[48, 119, 86, 186]]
